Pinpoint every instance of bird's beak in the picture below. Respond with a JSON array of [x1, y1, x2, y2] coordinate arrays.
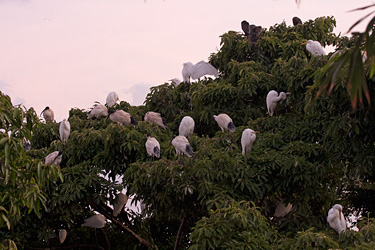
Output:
[[301, 41, 307, 45], [339, 210, 342, 220], [255, 131, 260, 133]]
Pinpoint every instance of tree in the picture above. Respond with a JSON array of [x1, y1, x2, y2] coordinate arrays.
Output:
[[2, 16, 375, 249]]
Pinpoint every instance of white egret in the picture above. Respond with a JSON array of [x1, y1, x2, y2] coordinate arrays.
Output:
[[182, 61, 219, 83], [266, 90, 286, 116], [171, 135, 193, 157], [106, 91, 120, 107], [113, 193, 131, 217], [327, 204, 346, 234], [241, 129, 258, 155], [145, 134, 161, 160], [40, 106, 54, 122], [59, 229, 67, 244], [302, 40, 326, 56], [82, 214, 106, 228], [274, 202, 293, 217], [170, 78, 182, 86], [179, 116, 195, 138], [213, 113, 235, 133], [109, 110, 138, 126], [59, 119, 70, 143], [87, 103, 108, 119], [144, 111, 167, 129], [292, 16, 302, 26], [45, 151, 62, 165]]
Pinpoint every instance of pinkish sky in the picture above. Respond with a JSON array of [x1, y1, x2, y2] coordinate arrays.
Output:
[[0, 0, 373, 121]]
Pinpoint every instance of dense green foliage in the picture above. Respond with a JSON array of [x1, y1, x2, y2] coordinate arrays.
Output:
[[1, 16, 375, 249]]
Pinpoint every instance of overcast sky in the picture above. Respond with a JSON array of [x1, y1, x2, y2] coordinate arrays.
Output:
[[0, 0, 373, 121]]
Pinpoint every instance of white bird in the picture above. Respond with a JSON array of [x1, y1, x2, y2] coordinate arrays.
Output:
[[170, 78, 182, 86], [59, 119, 70, 143], [213, 113, 235, 133], [145, 134, 160, 159], [82, 214, 106, 228], [144, 111, 167, 129], [40, 106, 54, 122], [274, 202, 293, 217], [106, 91, 120, 107], [182, 61, 219, 83], [113, 193, 131, 216], [327, 204, 346, 234], [87, 103, 108, 119], [179, 116, 195, 138], [302, 40, 326, 56], [171, 135, 193, 157], [266, 90, 287, 116], [45, 151, 62, 165], [109, 110, 138, 126], [241, 129, 258, 155], [59, 229, 67, 244]]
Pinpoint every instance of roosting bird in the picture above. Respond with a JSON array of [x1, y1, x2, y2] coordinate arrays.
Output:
[[179, 116, 195, 138], [59, 119, 70, 143], [327, 204, 346, 234], [106, 91, 120, 107], [241, 129, 258, 155], [213, 113, 235, 133], [145, 134, 160, 160], [59, 229, 67, 244], [23, 138, 31, 152], [113, 193, 131, 217], [274, 201, 293, 217], [302, 40, 326, 56], [45, 151, 62, 165], [292, 16, 302, 26], [87, 103, 108, 119], [266, 90, 287, 116], [171, 135, 193, 157], [182, 61, 219, 83], [144, 111, 167, 129], [82, 214, 106, 228], [109, 110, 138, 126], [41, 106, 54, 122], [170, 78, 182, 86], [241, 20, 262, 43]]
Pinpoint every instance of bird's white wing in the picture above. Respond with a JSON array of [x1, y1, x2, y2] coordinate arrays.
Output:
[[191, 61, 219, 80]]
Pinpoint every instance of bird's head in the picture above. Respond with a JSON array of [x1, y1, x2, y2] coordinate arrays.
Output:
[[146, 133, 151, 138], [41, 106, 50, 115], [333, 204, 343, 220]]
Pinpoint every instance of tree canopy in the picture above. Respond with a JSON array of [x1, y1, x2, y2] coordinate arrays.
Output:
[[1, 15, 375, 250]]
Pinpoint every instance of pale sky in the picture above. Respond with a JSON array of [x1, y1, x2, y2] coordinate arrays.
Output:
[[0, 0, 373, 121]]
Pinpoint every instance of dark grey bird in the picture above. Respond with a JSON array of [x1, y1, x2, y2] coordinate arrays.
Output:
[[292, 16, 302, 26], [241, 20, 262, 43]]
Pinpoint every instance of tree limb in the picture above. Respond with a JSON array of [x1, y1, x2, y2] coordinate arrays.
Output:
[[174, 217, 185, 250], [93, 203, 150, 248]]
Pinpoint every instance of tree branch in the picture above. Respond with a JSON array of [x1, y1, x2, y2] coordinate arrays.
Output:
[[174, 217, 185, 250], [93, 203, 150, 248], [27, 244, 105, 250]]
